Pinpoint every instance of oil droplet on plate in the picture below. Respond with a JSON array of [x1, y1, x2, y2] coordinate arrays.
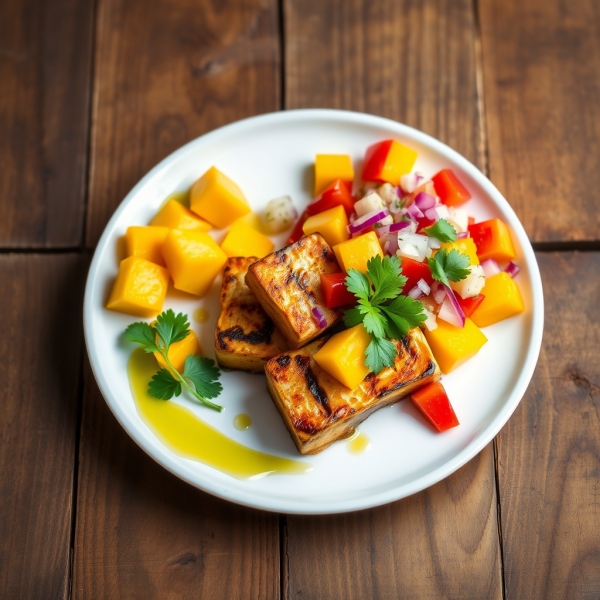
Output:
[[347, 432, 371, 455], [234, 414, 252, 431], [193, 307, 209, 323]]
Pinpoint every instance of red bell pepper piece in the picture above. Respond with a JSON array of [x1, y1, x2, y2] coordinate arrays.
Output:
[[320, 272, 356, 308], [362, 140, 393, 182], [416, 215, 437, 234], [468, 216, 475, 227], [432, 169, 471, 207], [456, 294, 485, 318], [411, 381, 459, 432], [286, 210, 310, 245], [399, 256, 434, 293], [307, 179, 355, 216]]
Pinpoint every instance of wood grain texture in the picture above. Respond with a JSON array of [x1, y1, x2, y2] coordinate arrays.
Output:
[[73, 370, 280, 600], [0, 255, 86, 599], [479, 0, 600, 242], [85, 0, 281, 246], [497, 253, 600, 600], [0, 0, 94, 247], [285, 446, 502, 599], [284, 0, 483, 168]]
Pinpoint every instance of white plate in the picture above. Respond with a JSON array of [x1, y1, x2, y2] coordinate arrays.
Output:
[[84, 109, 544, 514]]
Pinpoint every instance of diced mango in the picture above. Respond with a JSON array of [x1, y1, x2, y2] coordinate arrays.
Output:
[[439, 237, 480, 265], [314, 324, 371, 390], [106, 256, 169, 318], [471, 272, 524, 327], [125, 226, 169, 266], [161, 230, 227, 297], [314, 154, 354, 196], [333, 231, 383, 274], [424, 318, 488, 374], [469, 218, 516, 263], [190, 166, 250, 229], [221, 220, 274, 258], [362, 140, 418, 185], [154, 329, 201, 376], [149, 199, 211, 232], [302, 205, 350, 248]]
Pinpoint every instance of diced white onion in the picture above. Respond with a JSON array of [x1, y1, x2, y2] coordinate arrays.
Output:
[[449, 207, 469, 233], [375, 183, 398, 205], [354, 192, 386, 217], [449, 264, 486, 299], [263, 196, 297, 234], [427, 236, 441, 249], [417, 278, 431, 295], [396, 232, 432, 262]]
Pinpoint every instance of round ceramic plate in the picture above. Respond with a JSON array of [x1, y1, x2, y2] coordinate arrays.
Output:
[[84, 109, 544, 514]]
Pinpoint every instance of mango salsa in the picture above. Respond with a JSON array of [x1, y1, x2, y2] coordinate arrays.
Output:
[[161, 230, 227, 297], [471, 272, 524, 327], [221, 220, 274, 259], [106, 256, 169, 318], [314, 154, 354, 196], [154, 329, 201, 375], [313, 324, 372, 390], [190, 166, 250, 229], [302, 205, 350, 248], [424, 318, 487, 374], [125, 226, 169, 266], [149, 199, 211, 232], [333, 231, 383, 274], [439, 237, 480, 265]]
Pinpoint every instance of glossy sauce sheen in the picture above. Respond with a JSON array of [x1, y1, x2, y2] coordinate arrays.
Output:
[[193, 307, 209, 323], [347, 432, 371, 454], [234, 413, 252, 430], [127, 349, 311, 479]]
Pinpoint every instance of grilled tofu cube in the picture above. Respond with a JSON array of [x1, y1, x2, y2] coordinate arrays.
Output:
[[245, 233, 344, 349], [265, 328, 441, 455], [215, 257, 289, 372]]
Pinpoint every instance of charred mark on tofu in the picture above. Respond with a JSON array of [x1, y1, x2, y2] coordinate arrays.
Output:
[[217, 318, 276, 350], [276, 355, 291, 368], [294, 354, 332, 416]]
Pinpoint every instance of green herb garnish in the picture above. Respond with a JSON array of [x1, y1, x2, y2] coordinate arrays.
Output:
[[125, 309, 223, 411], [428, 248, 471, 287], [423, 218, 457, 243], [344, 255, 426, 374]]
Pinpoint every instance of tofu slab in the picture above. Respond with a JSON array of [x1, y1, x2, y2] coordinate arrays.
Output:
[[245, 233, 344, 349], [265, 328, 441, 454], [215, 257, 288, 372]]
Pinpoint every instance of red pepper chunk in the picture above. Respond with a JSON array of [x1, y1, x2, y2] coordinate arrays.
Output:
[[411, 381, 459, 432], [307, 179, 355, 216], [286, 210, 310, 245], [457, 294, 485, 318], [399, 257, 434, 293], [320, 272, 356, 308], [432, 169, 471, 207]]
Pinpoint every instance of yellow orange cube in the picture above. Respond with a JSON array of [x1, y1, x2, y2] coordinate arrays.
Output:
[[190, 166, 250, 229], [125, 226, 169, 266], [424, 318, 488, 374], [471, 272, 524, 327], [106, 256, 169, 318], [302, 205, 350, 248], [333, 231, 383, 274], [154, 329, 201, 375], [220, 220, 274, 258], [314, 154, 354, 196], [149, 199, 211, 232], [439, 237, 480, 265], [314, 324, 372, 390], [161, 230, 227, 297]]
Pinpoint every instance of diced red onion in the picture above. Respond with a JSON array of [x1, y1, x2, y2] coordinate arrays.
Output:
[[377, 221, 412, 238], [349, 212, 357, 224], [431, 281, 447, 304], [312, 307, 327, 329], [481, 258, 501, 278], [406, 203, 424, 220], [395, 185, 405, 198], [424, 207, 439, 221], [408, 285, 424, 300], [415, 173, 424, 185], [438, 285, 466, 328], [417, 278, 431, 295], [414, 192, 436, 210], [457, 231, 469, 239], [383, 236, 399, 256], [347, 209, 389, 234], [505, 261, 520, 278], [427, 237, 441, 249]]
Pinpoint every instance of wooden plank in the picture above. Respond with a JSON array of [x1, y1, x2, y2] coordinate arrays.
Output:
[[284, 0, 484, 168], [0, 0, 94, 247], [0, 255, 86, 599], [73, 369, 280, 599], [497, 252, 600, 599], [85, 0, 281, 246], [479, 0, 600, 243]]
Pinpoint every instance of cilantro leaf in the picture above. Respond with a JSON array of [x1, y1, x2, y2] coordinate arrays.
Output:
[[428, 249, 471, 286], [154, 309, 190, 352], [423, 218, 457, 243], [362, 307, 386, 339], [365, 337, 398, 373], [367, 254, 407, 304], [344, 269, 371, 302], [125, 321, 160, 353], [343, 306, 364, 328], [183, 355, 223, 400], [382, 295, 427, 338], [148, 368, 181, 400]]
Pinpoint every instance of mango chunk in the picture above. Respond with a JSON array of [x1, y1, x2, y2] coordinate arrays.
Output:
[[125, 226, 169, 266], [333, 231, 383, 274], [221, 220, 274, 258], [314, 154, 354, 196], [154, 329, 201, 376], [302, 204, 350, 248], [190, 166, 250, 229], [149, 199, 211, 232], [469, 218, 517, 263], [313, 324, 372, 390], [106, 256, 169, 318], [161, 230, 227, 297], [439, 237, 480, 265], [424, 318, 487, 374], [471, 272, 524, 327]]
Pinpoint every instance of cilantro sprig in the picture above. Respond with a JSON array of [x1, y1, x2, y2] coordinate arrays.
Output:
[[125, 309, 223, 411], [428, 249, 471, 287], [423, 218, 457, 243], [344, 255, 426, 374]]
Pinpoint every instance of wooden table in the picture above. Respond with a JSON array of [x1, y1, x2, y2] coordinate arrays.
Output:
[[2, 0, 599, 598]]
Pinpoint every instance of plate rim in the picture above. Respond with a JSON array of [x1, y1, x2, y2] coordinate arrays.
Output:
[[83, 108, 544, 514]]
